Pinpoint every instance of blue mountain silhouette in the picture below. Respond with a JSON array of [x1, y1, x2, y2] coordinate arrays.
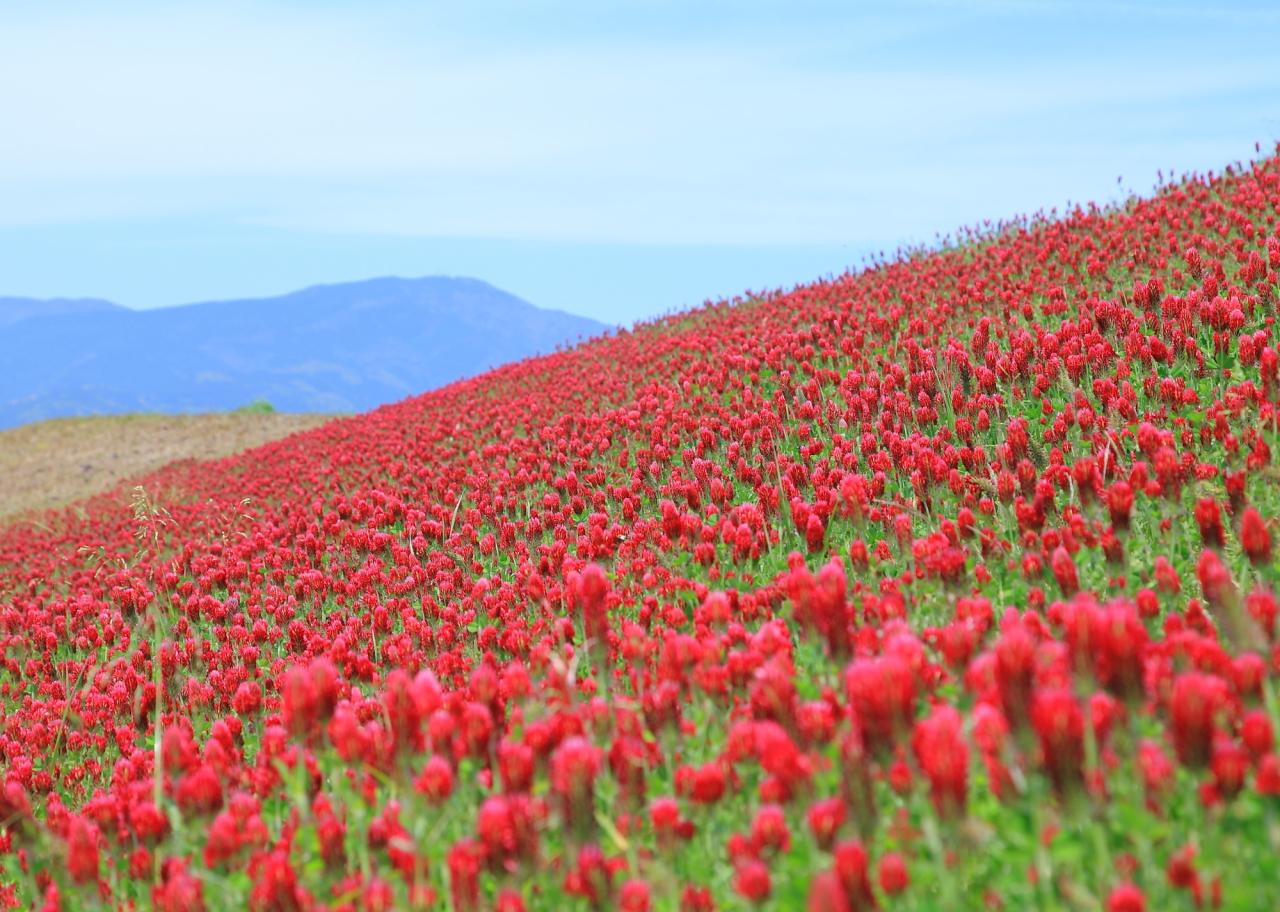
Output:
[[0, 277, 605, 428]]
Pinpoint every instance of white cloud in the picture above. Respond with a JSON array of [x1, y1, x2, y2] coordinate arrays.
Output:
[[0, 2, 1276, 245]]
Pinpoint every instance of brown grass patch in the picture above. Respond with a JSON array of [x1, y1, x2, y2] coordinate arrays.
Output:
[[0, 412, 334, 522]]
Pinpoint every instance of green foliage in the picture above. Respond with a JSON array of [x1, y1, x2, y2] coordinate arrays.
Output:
[[232, 399, 278, 415]]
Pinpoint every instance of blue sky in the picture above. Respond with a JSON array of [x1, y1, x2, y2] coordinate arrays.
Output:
[[1, 0, 1278, 324]]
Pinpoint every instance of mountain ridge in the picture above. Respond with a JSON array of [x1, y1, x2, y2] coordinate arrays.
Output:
[[0, 276, 606, 429], [0, 296, 125, 328]]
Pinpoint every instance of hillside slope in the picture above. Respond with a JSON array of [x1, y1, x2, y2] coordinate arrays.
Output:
[[0, 411, 335, 522], [2, 155, 1280, 908], [0, 276, 604, 427]]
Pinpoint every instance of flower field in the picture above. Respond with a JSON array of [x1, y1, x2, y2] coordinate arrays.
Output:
[[4, 151, 1280, 910]]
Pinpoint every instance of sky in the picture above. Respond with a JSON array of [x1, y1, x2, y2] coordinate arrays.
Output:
[[1, 0, 1278, 325]]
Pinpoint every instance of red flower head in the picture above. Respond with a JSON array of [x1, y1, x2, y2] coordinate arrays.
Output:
[[130, 800, 169, 845], [570, 563, 612, 645], [477, 794, 538, 864], [1241, 708, 1274, 758], [807, 871, 851, 912], [805, 513, 827, 554], [844, 655, 917, 753], [1210, 736, 1249, 799], [680, 761, 727, 805], [1050, 546, 1079, 597], [564, 843, 613, 905], [1194, 498, 1226, 549], [174, 764, 223, 816], [1169, 672, 1231, 768], [619, 879, 653, 912], [1107, 481, 1135, 530], [1240, 506, 1272, 565], [1245, 586, 1278, 637], [734, 858, 772, 905], [281, 657, 340, 742], [1097, 599, 1149, 698], [1196, 549, 1235, 608], [552, 736, 604, 831], [994, 624, 1037, 728], [382, 668, 425, 753], [414, 755, 455, 804], [153, 858, 206, 912], [1031, 688, 1084, 793], [751, 804, 791, 856], [680, 885, 714, 912], [499, 738, 536, 793], [832, 839, 876, 909], [1106, 883, 1145, 912], [232, 681, 263, 717], [878, 851, 909, 896], [912, 705, 969, 818], [66, 815, 100, 885], [649, 796, 687, 849], [806, 797, 846, 851], [754, 720, 812, 789], [248, 849, 309, 912]]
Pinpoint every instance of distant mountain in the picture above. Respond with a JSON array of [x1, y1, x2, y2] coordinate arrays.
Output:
[[0, 277, 606, 429]]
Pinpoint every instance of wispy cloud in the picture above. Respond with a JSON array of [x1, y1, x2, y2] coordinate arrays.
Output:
[[0, 1, 1275, 314]]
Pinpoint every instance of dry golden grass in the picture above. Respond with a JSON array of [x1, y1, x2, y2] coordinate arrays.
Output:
[[0, 412, 334, 522]]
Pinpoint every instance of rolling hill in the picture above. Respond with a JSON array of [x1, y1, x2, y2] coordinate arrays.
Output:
[[3, 156, 1280, 908]]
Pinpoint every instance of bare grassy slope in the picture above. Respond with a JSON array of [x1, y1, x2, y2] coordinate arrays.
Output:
[[0, 412, 333, 520]]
